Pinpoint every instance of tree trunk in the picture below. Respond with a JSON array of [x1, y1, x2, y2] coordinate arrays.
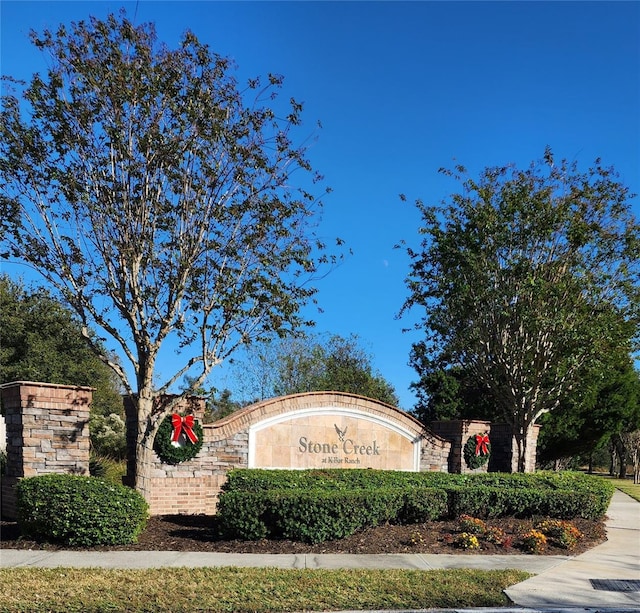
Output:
[[518, 434, 528, 473], [514, 425, 528, 473], [131, 393, 162, 504], [609, 440, 618, 476], [614, 436, 627, 479]]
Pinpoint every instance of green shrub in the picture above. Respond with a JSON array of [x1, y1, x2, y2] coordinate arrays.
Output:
[[218, 469, 614, 543], [272, 488, 404, 543], [218, 488, 404, 543], [216, 491, 270, 540], [222, 468, 613, 497], [217, 486, 448, 543], [538, 490, 608, 519], [222, 468, 454, 492], [446, 486, 515, 518], [445, 485, 608, 520], [89, 413, 127, 460], [17, 474, 148, 546], [399, 487, 448, 523], [89, 454, 108, 478]]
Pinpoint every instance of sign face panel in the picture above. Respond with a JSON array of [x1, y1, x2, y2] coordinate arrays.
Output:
[[248, 408, 420, 471]]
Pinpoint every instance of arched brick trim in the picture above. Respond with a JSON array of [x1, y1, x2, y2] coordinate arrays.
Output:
[[206, 392, 430, 442], [203, 392, 451, 474]]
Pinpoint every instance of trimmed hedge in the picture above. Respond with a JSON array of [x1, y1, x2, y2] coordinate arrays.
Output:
[[445, 486, 609, 519], [221, 468, 455, 492], [222, 468, 615, 500], [17, 474, 148, 546], [217, 469, 614, 543], [218, 487, 448, 543]]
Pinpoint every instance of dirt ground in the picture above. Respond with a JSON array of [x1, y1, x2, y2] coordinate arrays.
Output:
[[0, 515, 606, 555]]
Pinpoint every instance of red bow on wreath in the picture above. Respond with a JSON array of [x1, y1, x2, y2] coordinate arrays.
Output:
[[475, 433, 490, 456], [171, 414, 199, 444]]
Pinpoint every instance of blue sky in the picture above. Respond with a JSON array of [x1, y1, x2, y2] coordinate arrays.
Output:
[[2, 1, 639, 410]]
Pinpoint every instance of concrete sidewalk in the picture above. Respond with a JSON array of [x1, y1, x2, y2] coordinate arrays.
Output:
[[1, 490, 638, 611], [505, 489, 640, 610], [0, 547, 572, 573]]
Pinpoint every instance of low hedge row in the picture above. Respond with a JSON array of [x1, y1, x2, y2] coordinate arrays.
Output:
[[217, 486, 448, 543], [17, 474, 148, 546], [222, 468, 614, 497], [446, 486, 609, 519], [216, 469, 614, 543]]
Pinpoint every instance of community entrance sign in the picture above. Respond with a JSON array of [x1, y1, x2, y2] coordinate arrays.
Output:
[[1, 384, 540, 519], [249, 406, 420, 471]]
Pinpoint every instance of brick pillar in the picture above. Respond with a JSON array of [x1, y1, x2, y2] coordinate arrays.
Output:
[[122, 394, 206, 488], [1, 381, 92, 519], [488, 423, 541, 473], [430, 420, 492, 473]]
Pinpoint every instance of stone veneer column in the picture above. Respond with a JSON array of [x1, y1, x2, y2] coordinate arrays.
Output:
[[430, 420, 492, 473], [1, 381, 92, 519], [122, 394, 206, 491], [489, 423, 541, 473]]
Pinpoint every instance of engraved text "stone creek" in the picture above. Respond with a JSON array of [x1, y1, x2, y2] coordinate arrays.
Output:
[[298, 436, 380, 456]]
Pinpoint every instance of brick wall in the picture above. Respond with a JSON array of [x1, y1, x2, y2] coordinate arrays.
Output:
[[124, 392, 452, 515], [1, 381, 92, 520], [419, 430, 451, 472]]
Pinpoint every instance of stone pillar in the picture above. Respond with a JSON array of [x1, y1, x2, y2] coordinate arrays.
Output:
[[1, 381, 92, 519], [430, 420, 492, 473], [489, 423, 540, 473], [122, 394, 206, 488]]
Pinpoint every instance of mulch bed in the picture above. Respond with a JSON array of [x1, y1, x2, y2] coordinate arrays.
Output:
[[0, 515, 607, 555]]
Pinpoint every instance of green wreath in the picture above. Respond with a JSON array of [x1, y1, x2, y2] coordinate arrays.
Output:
[[153, 414, 203, 465], [463, 434, 491, 470]]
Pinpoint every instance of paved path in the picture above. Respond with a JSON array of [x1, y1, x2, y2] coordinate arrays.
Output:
[[504, 489, 640, 610], [1, 489, 638, 612]]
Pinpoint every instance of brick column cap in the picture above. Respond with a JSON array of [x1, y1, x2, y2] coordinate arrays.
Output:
[[432, 419, 492, 427], [0, 381, 95, 392]]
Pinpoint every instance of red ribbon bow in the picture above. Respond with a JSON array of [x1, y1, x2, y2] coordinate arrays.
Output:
[[171, 414, 198, 444], [475, 433, 490, 456]]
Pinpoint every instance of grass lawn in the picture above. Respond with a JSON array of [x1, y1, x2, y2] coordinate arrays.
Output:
[[611, 478, 640, 502], [0, 567, 530, 613]]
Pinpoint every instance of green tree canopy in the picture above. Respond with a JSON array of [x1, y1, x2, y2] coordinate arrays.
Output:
[[538, 356, 640, 468], [410, 365, 497, 424], [0, 13, 341, 496], [399, 149, 639, 471], [0, 275, 123, 417], [232, 333, 400, 407]]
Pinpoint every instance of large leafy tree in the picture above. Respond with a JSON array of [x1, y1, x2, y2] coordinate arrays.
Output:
[[0, 13, 339, 497], [537, 355, 640, 470], [0, 275, 123, 418], [232, 333, 400, 407], [410, 365, 497, 424], [399, 150, 639, 471]]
